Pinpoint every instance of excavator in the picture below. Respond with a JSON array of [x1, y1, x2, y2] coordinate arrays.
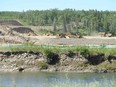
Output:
[[99, 32, 112, 37]]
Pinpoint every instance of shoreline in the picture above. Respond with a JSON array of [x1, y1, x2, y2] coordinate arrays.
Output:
[[0, 67, 115, 73]]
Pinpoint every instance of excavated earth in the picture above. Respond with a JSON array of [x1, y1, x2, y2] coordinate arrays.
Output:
[[0, 20, 116, 72], [0, 51, 115, 73]]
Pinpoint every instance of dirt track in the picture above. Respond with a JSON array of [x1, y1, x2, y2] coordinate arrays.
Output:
[[0, 36, 116, 46], [34, 36, 116, 46]]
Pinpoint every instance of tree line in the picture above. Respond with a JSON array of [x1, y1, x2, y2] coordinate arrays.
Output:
[[0, 9, 116, 36]]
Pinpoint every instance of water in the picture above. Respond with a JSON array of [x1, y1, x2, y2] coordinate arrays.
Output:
[[0, 72, 115, 87], [1, 45, 116, 49]]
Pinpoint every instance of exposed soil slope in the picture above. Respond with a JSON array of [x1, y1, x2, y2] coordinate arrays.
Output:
[[0, 51, 115, 72], [0, 20, 23, 26]]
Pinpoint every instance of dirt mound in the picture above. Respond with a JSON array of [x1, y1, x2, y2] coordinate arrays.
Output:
[[0, 25, 37, 36], [12, 27, 37, 36], [0, 20, 23, 26]]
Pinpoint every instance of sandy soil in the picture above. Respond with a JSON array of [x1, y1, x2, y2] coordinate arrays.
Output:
[[0, 36, 116, 46], [0, 20, 115, 46]]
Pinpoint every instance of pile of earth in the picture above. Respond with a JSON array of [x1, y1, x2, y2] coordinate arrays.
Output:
[[12, 26, 37, 36], [0, 20, 23, 26], [0, 20, 37, 36]]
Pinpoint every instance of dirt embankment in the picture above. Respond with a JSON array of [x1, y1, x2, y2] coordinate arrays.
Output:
[[0, 20, 37, 37], [0, 51, 116, 72], [0, 20, 23, 26]]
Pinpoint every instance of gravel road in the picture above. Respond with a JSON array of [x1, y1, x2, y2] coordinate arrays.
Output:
[[0, 36, 116, 46]]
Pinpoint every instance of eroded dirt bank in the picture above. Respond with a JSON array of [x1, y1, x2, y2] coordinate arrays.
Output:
[[0, 51, 116, 73]]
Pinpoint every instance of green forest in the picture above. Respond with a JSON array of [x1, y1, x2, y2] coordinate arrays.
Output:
[[0, 9, 116, 36]]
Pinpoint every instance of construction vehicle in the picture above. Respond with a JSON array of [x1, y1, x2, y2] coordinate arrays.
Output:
[[56, 33, 83, 38], [99, 32, 112, 37]]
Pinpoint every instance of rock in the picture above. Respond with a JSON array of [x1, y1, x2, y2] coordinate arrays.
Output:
[[18, 67, 24, 72], [108, 55, 116, 63]]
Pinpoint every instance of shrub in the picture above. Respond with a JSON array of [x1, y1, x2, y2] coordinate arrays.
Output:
[[80, 48, 90, 58], [47, 52, 59, 65], [37, 61, 48, 69]]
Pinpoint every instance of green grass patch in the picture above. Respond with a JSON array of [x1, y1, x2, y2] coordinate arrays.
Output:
[[37, 61, 48, 69], [0, 43, 116, 57]]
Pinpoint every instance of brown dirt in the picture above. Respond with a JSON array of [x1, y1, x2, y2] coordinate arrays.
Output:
[[0, 20, 23, 26], [31, 36, 116, 46], [0, 36, 116, 46], [0, 20, 116, 46]]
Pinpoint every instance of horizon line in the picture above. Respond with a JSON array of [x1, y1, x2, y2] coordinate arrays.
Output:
[[0, 8, 116, 12]]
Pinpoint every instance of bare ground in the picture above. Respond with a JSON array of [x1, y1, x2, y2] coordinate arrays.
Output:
[[0, 36, 116, 46]]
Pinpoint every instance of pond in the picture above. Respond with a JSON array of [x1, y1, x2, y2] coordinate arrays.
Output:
[[0, 72, 116, 87]]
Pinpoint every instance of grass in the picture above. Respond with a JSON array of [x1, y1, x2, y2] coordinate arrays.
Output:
[[37, 61, 48, 69], [97, 61, 116, 69], [37, 29, 55, 35], [50, 80, 116, 87], [1, 43, 116, 56], [0, 42, 116, 63]]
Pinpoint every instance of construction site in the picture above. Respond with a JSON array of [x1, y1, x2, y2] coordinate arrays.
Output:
[[0, 20, 116, 46]]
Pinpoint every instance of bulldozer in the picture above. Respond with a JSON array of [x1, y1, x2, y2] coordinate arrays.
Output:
[[56, 33, 66, 38], [56, 33, 83, 38], [99, 32, 112, 37]]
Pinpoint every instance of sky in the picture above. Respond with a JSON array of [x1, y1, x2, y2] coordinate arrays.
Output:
[[0, 0, 116, 11]]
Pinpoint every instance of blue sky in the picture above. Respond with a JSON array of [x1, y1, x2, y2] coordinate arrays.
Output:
[[0, 0, 116, 11]]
